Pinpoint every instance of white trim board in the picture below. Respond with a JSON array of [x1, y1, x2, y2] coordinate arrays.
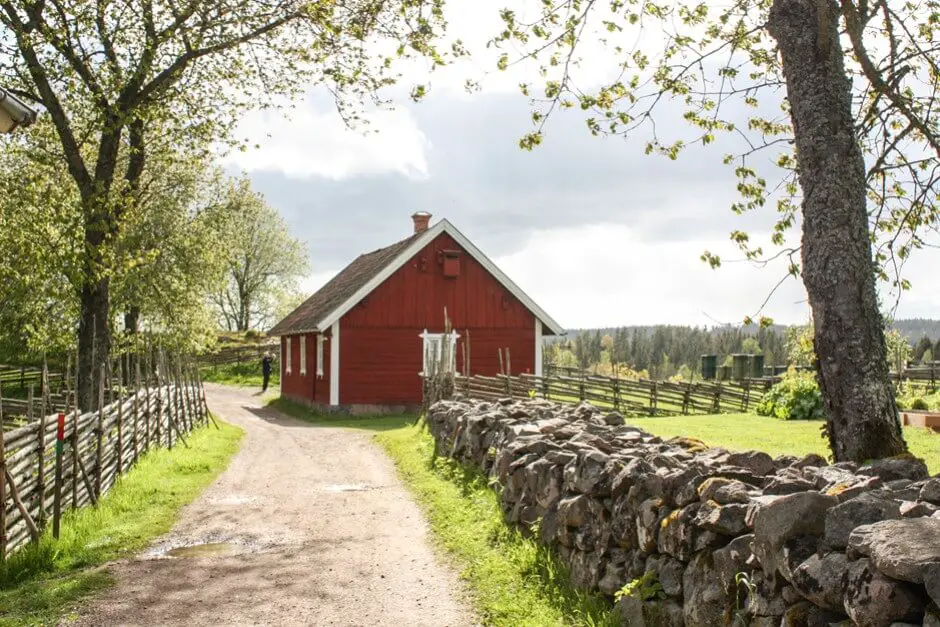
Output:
[[329, 321, 340, 406], [314, 219, 565, 335], [535, 318, 543, 377]]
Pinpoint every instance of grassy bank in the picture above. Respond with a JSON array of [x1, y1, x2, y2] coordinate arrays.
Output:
[[635, 413, 940, 473], [376, 425, 618, 626], [0, 419, 243, 626], [265, 398, 617, 626], [200, 362, 278, 388]]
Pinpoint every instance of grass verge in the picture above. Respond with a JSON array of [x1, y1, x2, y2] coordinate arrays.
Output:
[[634, 413, 940, 473], [265, 398, 617, 626], [0, 419, 244, 626], [376, 425, 618, 627], [200, 362, 278, 388]]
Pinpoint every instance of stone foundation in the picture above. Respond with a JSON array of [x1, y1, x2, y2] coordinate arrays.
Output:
[[426, 397, 940, 626]]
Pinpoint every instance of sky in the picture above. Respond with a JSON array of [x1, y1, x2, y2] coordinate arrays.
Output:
[[220, 0, 940, 330]]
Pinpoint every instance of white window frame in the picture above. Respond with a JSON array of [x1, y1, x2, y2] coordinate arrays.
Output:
[[285, 336, 293, 375], [420, 329, 459, 375], [316, 335, 325, 378], [299, 334, 307, 375]]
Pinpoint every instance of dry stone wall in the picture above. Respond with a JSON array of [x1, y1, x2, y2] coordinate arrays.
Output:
[[426, 397, 940, 626]]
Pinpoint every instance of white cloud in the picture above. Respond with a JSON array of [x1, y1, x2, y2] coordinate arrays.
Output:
[[490, 223, 810, 328], [223, 104, 430, 180]]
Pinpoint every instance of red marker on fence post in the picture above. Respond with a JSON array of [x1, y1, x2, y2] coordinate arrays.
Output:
[[53, 412, 65, 539]]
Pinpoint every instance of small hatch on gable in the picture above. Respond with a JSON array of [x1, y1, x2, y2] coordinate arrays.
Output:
[[441, 250, 461, 278]]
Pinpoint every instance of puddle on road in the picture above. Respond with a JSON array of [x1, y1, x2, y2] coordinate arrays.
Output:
[[165, 542, 237, 558], [323, 484, 374, 492]]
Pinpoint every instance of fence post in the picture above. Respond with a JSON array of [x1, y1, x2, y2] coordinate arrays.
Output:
[[33, 385, 47, 529], [95, 363, 105, 499], [144, 351, 153, 450], [70, 357, 78, 509], [743, 379, 751, 413], [683, 382, 691, 415], [133, 359, 141, 463], [155, 353, 165, 448], [0, 383, 7, 562], [116, 360, 124, 475], [53, 412, 65, 538]]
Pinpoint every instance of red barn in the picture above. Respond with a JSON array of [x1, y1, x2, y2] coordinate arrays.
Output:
[[269, 212, 563, 413]]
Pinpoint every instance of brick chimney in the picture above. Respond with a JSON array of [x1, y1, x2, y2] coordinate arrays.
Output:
[[411, 211, 432, 234]]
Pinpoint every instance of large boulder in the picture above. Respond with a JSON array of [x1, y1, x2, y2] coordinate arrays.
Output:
[[921, 478, 940, 505], [847, 517, 940, 584], [857, 457, 930, 482], [843, 558, 924, 626], [694, 500, 749, 536], [790, 551, 849, 612], [752, 491, 839, 581], [824, 492, 901, 550], [645, 554, 685, 598], [683, 551, 730, 626]]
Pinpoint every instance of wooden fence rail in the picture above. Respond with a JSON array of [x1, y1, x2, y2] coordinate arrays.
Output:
[[0, 366, 209, 559], [455, 372, 773, 416]]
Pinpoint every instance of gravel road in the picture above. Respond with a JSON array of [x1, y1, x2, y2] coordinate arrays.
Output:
[[68, 384, 476, 627]]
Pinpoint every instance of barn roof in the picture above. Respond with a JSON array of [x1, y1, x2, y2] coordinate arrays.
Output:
[[269, 218, 564, 336]]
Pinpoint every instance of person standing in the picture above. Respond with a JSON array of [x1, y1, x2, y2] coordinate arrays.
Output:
[[261, 352, 273, 392]]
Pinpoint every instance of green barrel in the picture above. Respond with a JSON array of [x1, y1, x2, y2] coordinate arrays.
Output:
[[750, 354, 765, 378], [731, 354, 750, 380], [701, 355, 718, 380]]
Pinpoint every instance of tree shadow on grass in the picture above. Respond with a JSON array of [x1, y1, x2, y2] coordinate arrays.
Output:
[[0, 569, 112, 626]]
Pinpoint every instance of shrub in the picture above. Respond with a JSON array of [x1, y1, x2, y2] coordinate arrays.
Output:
[[756, 369, 826, 421], [911, 397, 930, 411]]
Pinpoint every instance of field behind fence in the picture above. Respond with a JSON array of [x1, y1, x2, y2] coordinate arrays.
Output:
[[0, 360, 209, 560], [456, 371, 772, 416]]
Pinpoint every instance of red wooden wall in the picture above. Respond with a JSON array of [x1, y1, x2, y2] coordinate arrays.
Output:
[[280, 332, 331, 404], [339, 232, 537, 406]]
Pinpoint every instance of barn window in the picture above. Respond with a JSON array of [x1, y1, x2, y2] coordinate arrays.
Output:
[[316, 335, 325, 378], [420, 330, 460, 375], [285, 336, 292, 375], [299, 334, 307, 375]]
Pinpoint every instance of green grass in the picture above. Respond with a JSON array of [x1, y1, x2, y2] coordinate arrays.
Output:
[[376, 425, 618, 626], [267, 397, 411, 432], [265, 398, 617, 626], [634, 413, 940, 473], [0, 419, 244, 626], [200, 362, 279, 388]]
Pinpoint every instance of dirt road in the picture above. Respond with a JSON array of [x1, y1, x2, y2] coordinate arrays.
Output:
[[70, 384, 476, 627]]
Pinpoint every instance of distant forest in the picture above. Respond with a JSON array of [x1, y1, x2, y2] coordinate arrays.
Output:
[[546, 319, 940, 380]]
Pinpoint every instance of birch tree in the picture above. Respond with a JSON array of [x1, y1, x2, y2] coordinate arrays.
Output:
[[209, 177, 309, 332]]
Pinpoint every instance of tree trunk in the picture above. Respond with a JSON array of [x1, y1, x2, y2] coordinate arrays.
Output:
[[77, 276, 110, 412], [123, 306, 141, 386], [768, 0, 907, 462]]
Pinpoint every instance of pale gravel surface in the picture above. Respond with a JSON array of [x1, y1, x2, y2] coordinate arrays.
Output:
[[67, 384, 477, 627]]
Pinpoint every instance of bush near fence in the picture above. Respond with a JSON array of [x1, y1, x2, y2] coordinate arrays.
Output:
[[0, 362, 210, 560]]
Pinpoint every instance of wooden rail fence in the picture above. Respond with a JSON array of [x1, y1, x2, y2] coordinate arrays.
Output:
[[0, 364, 210, 560], [199, 343, 278, 368], [455, 372, 773, 416]]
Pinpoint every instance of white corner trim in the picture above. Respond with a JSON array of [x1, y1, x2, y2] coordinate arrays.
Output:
[[314, 219, 565, 335], [535, 318, 543, 377], [329, 321, 340, 406]]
